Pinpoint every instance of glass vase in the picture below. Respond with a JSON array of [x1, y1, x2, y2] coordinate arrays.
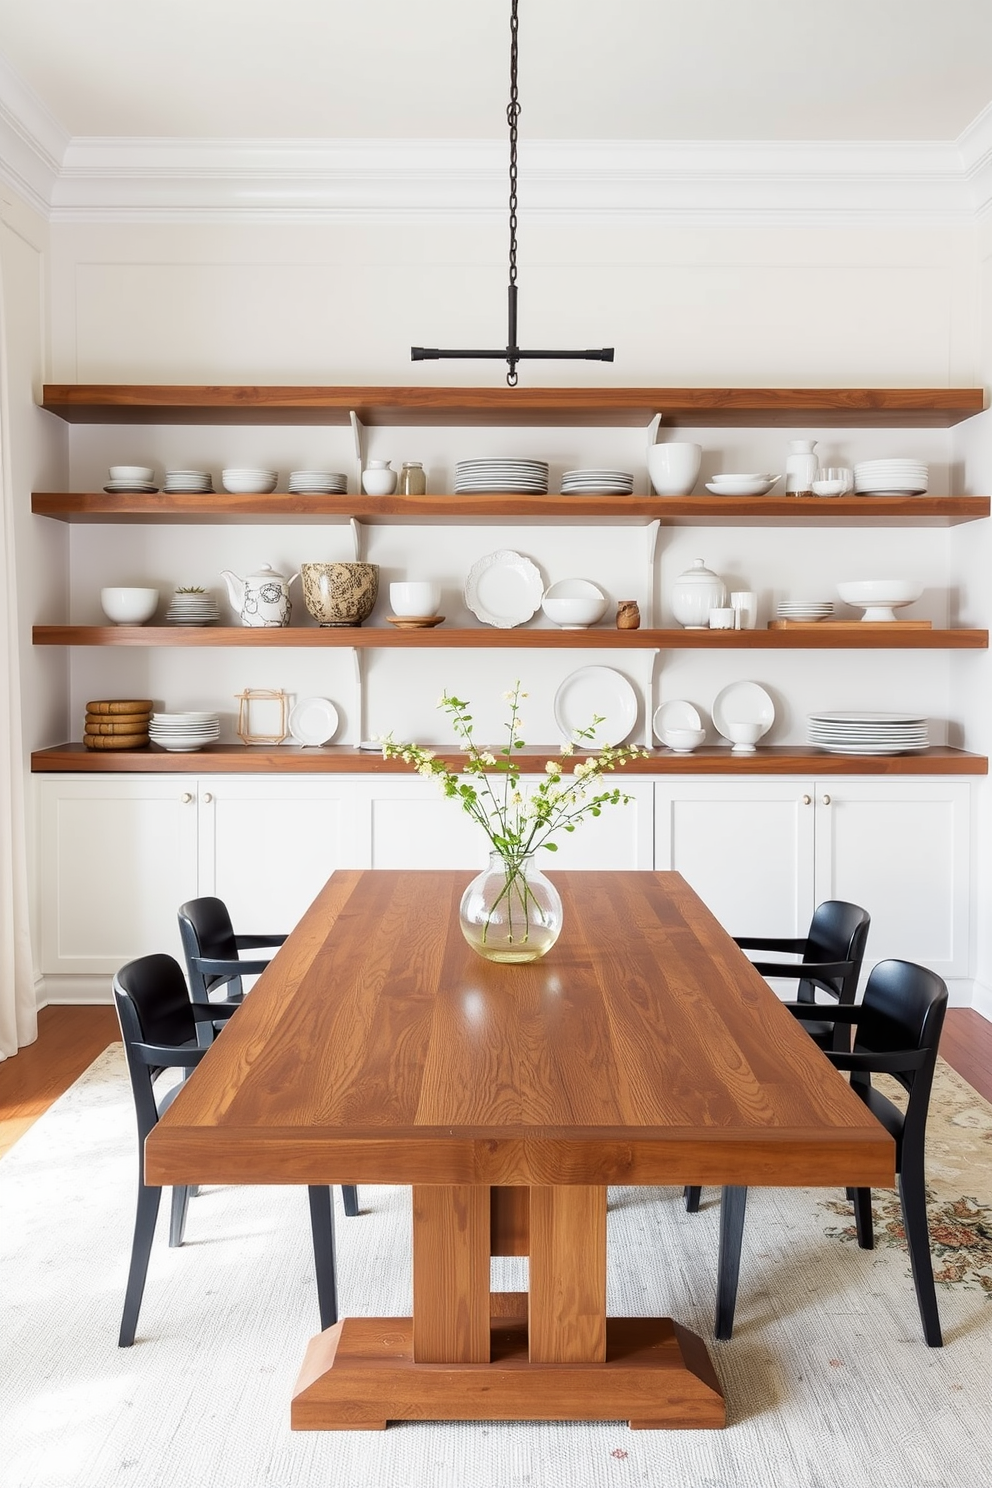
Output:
[[459, 851, 563, 963]]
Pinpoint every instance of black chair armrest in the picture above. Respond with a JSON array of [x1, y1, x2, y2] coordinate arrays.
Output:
[[234, 934, 287, 950], [735, 936, 807, 953], [191, 956, 271, 979], [190, 1002, 240, 1022], [751, 959, 851, 982], [134, 1039, 209, 1070], [790, 1003, 862, 1024], [828, 1048, 928, 1076]]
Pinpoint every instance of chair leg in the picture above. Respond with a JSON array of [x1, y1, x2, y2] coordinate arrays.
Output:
[[169, 1184, 191, 1247], [307, 1185, 338, 1330], [898, 1166, 943, 1347], [119, 1183, 163, 1347], [715, 1185, 748, 1341], [342, 1185, 360, 1217], [852, 1187, 875, 1249], [684, 1185, 702, 1213]]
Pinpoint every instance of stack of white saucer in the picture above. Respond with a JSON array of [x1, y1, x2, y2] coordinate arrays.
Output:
[[165, 589, 221, 625], [854, 459, 929, 495], [105, 465, 157, 493], [148, 711, 221, 752], [455, 459, 549, 493], [288, 470, 348, 494], [561, 468, 634, 494], [775, 600, 835, 623], [221, 468, 278, 494], [164, 469, 213, 493]]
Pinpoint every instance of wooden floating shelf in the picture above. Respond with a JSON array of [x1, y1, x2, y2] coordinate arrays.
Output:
[[30, 491, 992, 527], [32, 625, 990, 650], [30, 744, 988, 777], [40, 384, 986, 428]]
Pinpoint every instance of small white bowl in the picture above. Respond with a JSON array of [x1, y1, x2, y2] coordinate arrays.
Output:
[[724, 720, 764, 753], [389, 581, 440, 617], [836, 579, 924, 622], [221, 470, 279, 494], [541, 578, 608, 629], [109, 465, 154, 482], [665, 727, 706, 753], [705, 475, 780, 497], [100, 586, 159, 625]]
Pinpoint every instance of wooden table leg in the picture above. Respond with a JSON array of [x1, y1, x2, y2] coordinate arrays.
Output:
[[411, 1183, 491, 1363], [529, 1185, 606, 1363]]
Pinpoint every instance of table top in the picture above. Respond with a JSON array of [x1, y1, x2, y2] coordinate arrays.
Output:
[[146, 870, 894, 1190]]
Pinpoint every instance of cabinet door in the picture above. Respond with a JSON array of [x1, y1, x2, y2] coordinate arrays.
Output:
[[812, 780, 970, 978], [196, 778, 363, 930], [654, 780, 815, 940], [37, 776, 199, 974]]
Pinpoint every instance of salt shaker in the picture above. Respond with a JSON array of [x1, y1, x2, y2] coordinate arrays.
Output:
[[616, 600, 640, 630]]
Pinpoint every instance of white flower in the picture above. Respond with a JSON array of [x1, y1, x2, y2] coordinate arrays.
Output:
[[561, 741, 574, 755], [481, 751, 498, 765], [545, 761, 560, 776], [502, 690, 516, 701]]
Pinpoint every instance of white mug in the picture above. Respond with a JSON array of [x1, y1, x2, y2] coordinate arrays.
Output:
[[389, 581, 441, 617], [709, 607, 735, 630], [730, 591, 758, 630]]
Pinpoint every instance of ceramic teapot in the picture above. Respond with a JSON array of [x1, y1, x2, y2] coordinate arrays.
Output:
[[221, 563, 298, 627]]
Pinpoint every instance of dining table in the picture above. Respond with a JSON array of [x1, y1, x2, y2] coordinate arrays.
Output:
[[146, 868, 895, 1431]]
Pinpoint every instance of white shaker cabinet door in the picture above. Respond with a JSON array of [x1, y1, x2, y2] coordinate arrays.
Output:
[[812, 779, 970, 979], [654, 779, 816, 941], [37, 776, 199, 974], [196, 777, 364, 931]]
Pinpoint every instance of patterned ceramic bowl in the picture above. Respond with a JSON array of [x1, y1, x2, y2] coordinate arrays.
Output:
[[301, 562, 379, 627]]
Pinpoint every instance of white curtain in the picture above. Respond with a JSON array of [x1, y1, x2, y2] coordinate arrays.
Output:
[[0, 252, 37, 1058]]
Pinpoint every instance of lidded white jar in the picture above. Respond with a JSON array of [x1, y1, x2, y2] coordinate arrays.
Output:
[[671, 558, 727, 629]]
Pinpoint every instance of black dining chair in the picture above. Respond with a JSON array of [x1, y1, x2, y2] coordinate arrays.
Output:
[[113, 952, 347, 1346], [707, 958, 948, 1347], [684, 900, 871, 1215]]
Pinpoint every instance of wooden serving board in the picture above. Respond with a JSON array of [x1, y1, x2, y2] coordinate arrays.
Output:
[[768, 619, 933, 630]]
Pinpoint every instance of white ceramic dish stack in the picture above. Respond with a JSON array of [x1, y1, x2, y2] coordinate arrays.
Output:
[[854, 459, 929, 495], [455, 459, 549, 494], [560, 468, 633, 494], [105, 465, 157, 493], [166, 589, 221, 625], [807, 710, 930, 755], [164, 470, 212, 493], [289, 470, 347, 494], [221, 468, 279, 494], [775, 600, 835, 622], [148, 711, 221, 752]]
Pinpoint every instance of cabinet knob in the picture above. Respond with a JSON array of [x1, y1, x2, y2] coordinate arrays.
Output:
[[202, 792, 214, 804], [801, 794, 812, 805], [180, 792, 194, 804], [821, 794, 831, 806]]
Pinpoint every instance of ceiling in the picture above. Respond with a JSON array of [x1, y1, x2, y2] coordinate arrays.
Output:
[[1, 0, 991, 145]]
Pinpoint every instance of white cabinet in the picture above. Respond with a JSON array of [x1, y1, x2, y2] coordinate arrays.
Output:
[[654, 777, 970, 980]]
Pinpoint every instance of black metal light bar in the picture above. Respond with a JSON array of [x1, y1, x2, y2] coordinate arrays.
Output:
[[411, 0, 614, 387]]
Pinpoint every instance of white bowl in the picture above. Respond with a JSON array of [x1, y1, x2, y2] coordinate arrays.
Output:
[[724, 720, 764, 752], [705, 475, 780, 497], [541, 579, 608, 629], [109, 465, 154, 482], [100, 586, 159, 624], [836, 579, 924, 622], [389, 581, 441, 617], [221, 470, 278, 494], [664, 727, 705, 753], [647, 443, 702, 496]]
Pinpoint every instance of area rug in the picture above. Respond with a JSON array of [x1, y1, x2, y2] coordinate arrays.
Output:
[[1, 1046, 990, 1488]]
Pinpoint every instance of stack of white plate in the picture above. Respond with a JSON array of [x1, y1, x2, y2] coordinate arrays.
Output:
[[148, 711, 221, 752], [807, 710, 930, 755], [289, 470, 348, 494], [164, 470, 212, 493], [560, 468, 634, 494], [105, 468, 157, 494], [165, 589, 221, 625], [854, 459, 929, 495], [776, 600, 835, 622], [221, 468, 279, 494], [454, 459, 549, 494]]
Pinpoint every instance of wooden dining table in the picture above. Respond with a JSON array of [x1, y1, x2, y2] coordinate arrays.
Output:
[[146, 869, 894, 1431]]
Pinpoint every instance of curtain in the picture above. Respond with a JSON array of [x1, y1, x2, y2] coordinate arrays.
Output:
[[0, 250, 37, 1058]]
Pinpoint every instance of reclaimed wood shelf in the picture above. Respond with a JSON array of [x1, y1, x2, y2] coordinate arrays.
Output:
[[40, 384, 986, 427], [32, 625, 990, 650], [31, 491, 992, 527], [30, 743, 988, 776]]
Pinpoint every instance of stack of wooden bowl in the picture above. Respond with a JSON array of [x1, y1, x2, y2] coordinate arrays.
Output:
[[83, 699, 153, 750]]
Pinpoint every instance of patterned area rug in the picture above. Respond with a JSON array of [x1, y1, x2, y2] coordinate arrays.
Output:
[[1, 1046, 990, 1488]]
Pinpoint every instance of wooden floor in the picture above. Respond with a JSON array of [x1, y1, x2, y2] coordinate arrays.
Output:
[[0, 1005, 989, 1161]]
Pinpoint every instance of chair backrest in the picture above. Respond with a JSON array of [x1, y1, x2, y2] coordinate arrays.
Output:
[[798, 899, 871, 1004], [113, 953, 198, 1143], [849, 957, 948, 1157], [178, 895, 242, 1000]]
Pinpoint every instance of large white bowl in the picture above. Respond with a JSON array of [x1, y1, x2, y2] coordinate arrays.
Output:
[[100, 586, 159, 624], [705, 474, 780, 497], [109, 465, 154, 482], [541, 578, 608, 629], [836, 579, 924, 622], [221, 469, 278, 494], [647, 442, 702, 496]]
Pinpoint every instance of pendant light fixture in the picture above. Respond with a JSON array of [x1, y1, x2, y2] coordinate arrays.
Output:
[[411, 0, 614, 387]]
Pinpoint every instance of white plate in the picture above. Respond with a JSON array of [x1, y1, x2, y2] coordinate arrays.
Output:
[[289, 696, 339, 746], [464, 550, 544, 628], [712, 681, 775, 740], [652, 699, 703, 743], [554, 666, 638, 747]]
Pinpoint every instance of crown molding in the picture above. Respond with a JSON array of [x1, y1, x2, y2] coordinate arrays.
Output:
[[957, 100, 992, 222], [0, 53, 67, 215]]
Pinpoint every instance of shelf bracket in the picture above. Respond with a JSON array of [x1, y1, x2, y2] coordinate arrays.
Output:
[[643, 518, 660, 630], [645, 648, 661, 750], [349, 410, 365, 498], [350, 645, 366, 743], [647, 413, 662, 447], [348, 516, 365, 564]]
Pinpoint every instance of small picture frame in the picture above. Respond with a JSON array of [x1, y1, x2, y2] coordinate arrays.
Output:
[[235, 689, 289, 745]]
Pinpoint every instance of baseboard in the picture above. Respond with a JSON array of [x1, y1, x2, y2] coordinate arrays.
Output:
[[968, 979, 992, 1022], [36, 974, 114, 1007]]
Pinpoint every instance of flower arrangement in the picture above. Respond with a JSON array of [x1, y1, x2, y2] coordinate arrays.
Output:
[[381, 683, 647, 960]]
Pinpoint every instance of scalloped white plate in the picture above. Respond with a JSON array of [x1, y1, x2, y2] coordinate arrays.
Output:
[[289, 696, 339, 746], [464, 550, 544, 628]]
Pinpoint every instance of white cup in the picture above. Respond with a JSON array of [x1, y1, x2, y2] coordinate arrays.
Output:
[[646, 442, 703, 496], [730, 591, 758, 629], [389, 581, 441, 617], [709, 607, 735, 629]]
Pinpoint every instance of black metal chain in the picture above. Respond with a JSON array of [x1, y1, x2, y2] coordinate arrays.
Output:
[[506, 0, 520, 384]]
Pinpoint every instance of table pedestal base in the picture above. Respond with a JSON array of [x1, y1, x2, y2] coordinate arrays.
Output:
[[291, 1311, 726, 1431]]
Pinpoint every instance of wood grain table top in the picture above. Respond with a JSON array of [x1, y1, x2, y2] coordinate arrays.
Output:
[[146, 870, 894, 1190]]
